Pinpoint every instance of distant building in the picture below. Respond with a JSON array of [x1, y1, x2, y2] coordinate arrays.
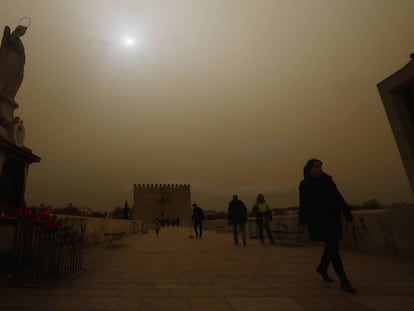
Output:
[[133, 184, 191, 224]]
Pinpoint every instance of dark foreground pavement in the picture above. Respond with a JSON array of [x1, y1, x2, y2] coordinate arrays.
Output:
[[1, 226, 414, 311]]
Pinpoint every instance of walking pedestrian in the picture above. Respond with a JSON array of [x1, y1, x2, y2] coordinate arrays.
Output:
[[252, 194, 274, 244], [154, 217, 161, 237], [228, 195, 248, 246], [299, 158, 356, 293], [191, 203, 204, 239]]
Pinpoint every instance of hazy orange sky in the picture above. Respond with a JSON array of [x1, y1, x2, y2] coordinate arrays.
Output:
[[2, 0, 414, 212]]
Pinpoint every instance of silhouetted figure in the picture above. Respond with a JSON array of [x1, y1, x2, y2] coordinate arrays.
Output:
[[0, 25, 27, 101], [252, 194, 274, 244], [191, 203, 204, 239], [154, 218, 161, 237], [299, 158, 356, 293], [123, 201, 129, 219], [176, 217, 180, 227], [228, 195, 247, 246]]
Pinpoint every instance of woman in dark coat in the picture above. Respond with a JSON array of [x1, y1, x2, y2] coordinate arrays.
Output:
[[299, 158, 356, 293]]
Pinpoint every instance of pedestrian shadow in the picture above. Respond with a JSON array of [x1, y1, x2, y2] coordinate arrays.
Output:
[[101, 243, 125, 249]]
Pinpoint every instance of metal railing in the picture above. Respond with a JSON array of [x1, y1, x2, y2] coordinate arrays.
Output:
[[10, 211, 86, 287]]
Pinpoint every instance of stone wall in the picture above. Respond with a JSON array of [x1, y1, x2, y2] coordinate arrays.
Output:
[[58, 216, 144, 247], [341, 208, 414, 257], [204, 208, 414, 257], [32, 207, 414, 256], [133, 184, 192, 225]]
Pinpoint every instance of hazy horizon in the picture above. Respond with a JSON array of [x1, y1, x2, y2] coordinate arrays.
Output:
[[2, 0, 413, 212]]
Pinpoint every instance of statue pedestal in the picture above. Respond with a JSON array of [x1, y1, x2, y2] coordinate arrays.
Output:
[[0, 24, 42, 278], [0, 97, 40, 275], [0, 137, 40, 212]]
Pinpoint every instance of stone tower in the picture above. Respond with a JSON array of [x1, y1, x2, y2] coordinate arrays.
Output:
[[133, 184, 191, 224]]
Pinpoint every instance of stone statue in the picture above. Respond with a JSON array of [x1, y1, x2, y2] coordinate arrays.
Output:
[[0, 25, 27, 101]]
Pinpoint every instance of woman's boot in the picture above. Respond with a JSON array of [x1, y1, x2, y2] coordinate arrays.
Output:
[[339, 275, 356, 293], [316, 266, 334, 282]]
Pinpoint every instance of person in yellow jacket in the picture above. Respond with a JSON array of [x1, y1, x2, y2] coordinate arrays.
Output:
[[252, 194, 275, 244]]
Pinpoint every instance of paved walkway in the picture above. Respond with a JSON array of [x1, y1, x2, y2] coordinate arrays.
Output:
[[1, 227, 414, 311]]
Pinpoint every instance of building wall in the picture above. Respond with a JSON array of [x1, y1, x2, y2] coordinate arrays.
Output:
[[133, 184, 192, 224], [377, 58, 414, 195]]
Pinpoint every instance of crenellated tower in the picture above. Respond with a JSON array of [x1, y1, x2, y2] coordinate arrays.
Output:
[[133, 184, 191, 224]]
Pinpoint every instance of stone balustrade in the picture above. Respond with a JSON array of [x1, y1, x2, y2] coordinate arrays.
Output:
[[52, 215, 144, 247], [4, 208, 412, 256], [203, 208, 414, 257]]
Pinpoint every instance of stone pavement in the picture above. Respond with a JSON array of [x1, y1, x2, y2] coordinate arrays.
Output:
[[1, 226, 414, 311]]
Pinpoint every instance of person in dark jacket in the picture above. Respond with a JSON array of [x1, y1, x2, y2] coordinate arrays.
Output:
[[154, 217, 161, 237], [228, 195, 248, 246], [299, 158, 356, 293], [252, 193, 274, 245], [191, 203, 204, 239]]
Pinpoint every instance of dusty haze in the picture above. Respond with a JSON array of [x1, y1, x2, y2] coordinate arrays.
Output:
[[2, 0, 413, 212]]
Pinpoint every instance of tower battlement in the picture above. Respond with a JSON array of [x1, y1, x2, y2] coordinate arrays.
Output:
[[134, 183, 190, 190], [133, 183, 192, 224]]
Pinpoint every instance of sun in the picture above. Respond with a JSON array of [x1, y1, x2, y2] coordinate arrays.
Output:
[[119, 32, 143, 50], [124, 37, 134, 46]]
